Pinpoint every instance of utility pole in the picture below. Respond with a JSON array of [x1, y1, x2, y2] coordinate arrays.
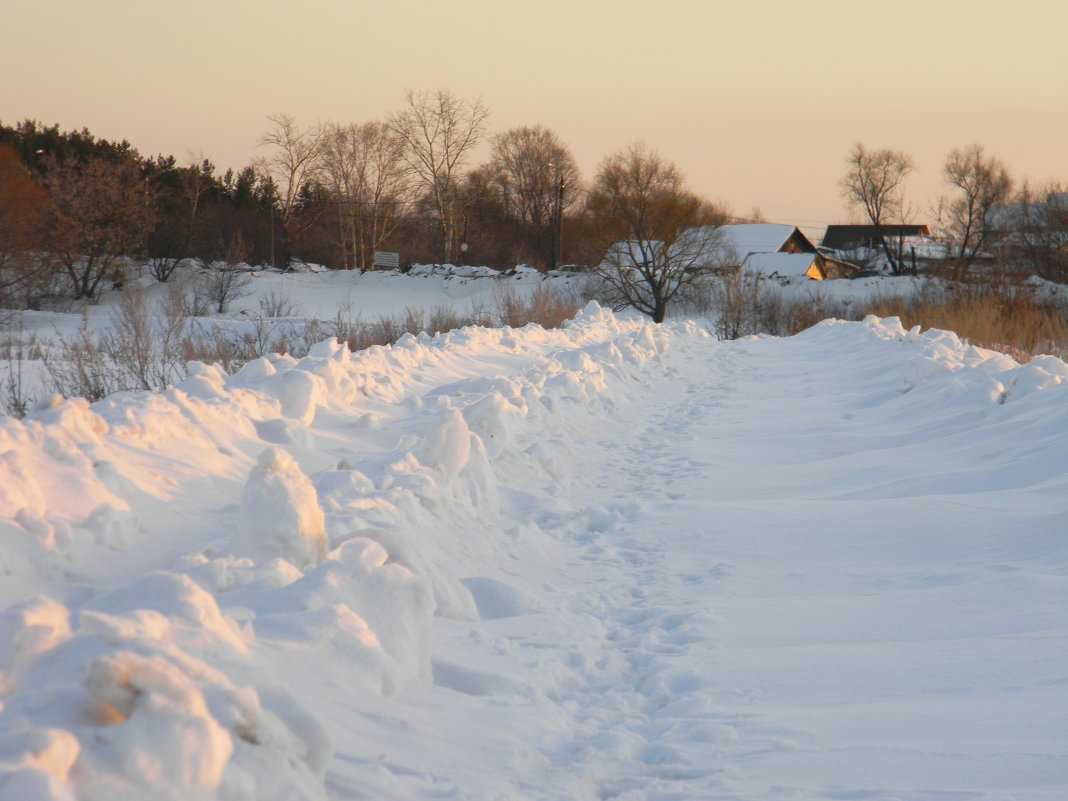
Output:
[[547, 164, 566, 270], [556, 176, 566, 269]]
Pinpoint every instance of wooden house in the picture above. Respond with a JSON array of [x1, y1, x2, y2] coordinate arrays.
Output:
[[821, 225, 930, 253]]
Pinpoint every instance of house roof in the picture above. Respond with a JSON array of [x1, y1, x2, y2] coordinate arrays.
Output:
[[717, 223, 799, 254], [892, 235, 951, 260], [821, 225, 930, 251], [676, 223, 810, 265], [602, 224, 817, 270], [741, 252, 820, 277], [988, 194, 1067, 230], [986, 203, 1030, 230], [686, 223, 796, 254]]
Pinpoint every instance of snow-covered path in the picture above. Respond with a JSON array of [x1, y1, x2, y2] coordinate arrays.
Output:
[[327, 319, 1068, 800], [1, 308, 1066, 800], [547, 330, 1065, 799]]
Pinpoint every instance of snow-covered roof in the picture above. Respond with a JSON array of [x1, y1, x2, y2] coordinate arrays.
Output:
[[741, 252, 820, 277], [986, 202, 1032, 230], [716, 224, 799, 255], [892, 235, 950, 260], [601, 225, 812, 271], [988, 193, 1067, 231], [676, 224, 806, 266], [821, 225, 930, 251]]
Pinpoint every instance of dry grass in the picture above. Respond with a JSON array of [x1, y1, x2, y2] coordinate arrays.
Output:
[[320, 283, 580, 354], [861, 285, 1068, 360], [493, 283, 580, 330], [707, 272, 856, 341], [12, 281, 580, 410], [180, 281, 583, 366], [705, 273, 1068, 361]]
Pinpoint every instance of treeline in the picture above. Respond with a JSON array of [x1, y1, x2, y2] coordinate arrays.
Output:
[[3, 89, 1066, 311], [0, 119, 280, 306], [0, 91, 612, 308]]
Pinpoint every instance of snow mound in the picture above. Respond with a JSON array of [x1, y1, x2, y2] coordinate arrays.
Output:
[[232, 447, 327, 569]]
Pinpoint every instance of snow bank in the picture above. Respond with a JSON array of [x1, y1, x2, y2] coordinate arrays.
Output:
[[0, 303, 695, 799], [2, 305, 1066, 800]]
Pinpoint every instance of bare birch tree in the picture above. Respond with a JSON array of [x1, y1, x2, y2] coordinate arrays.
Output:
[[840, 143, 915, 274], [256, 113, 325, 267], [388, 89, 489, 264], [936, 144, 1012, 277], [318, 121, 413, 269]]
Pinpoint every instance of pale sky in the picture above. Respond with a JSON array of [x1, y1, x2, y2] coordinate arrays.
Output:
[[4, 0, 1066, 239]]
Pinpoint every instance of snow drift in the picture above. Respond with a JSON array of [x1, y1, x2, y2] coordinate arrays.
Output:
[[1, 305, 1066, 800]]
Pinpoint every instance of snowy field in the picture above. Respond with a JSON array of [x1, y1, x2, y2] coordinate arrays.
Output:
[[1, 273, 1067, 799], [4, 261, 942, 349], [7, 263, 580, 340]]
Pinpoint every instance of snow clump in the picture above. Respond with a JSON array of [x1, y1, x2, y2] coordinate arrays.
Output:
[[232, 447, 327, 569]]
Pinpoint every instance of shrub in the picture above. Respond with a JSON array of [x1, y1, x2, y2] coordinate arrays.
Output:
[[258, 289, 301, 319], [0, 323, 43, 417], [200, 264, 253, 313], [492, 282, 579, 329]]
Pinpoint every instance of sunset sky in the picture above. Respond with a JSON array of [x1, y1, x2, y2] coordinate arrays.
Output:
[[4, 0, 1066, 239]]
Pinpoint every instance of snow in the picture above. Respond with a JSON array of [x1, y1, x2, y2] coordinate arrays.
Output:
[[7, 262, 579, 347], [741, 251, 821, 277], [679, 223, 802, 266], [1, 274, 1067, 800], [232, 447, 327, 569]]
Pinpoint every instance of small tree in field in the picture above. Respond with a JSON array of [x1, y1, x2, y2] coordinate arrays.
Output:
[[936, 144, 1012, 277], [42, 154, 154, 300], [588, 142, 729, 323]]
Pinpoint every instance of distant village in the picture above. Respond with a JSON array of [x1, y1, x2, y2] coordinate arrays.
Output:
[[603, 189, 1068, 283]]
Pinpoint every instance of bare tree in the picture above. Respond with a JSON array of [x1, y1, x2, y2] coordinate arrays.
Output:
[[256, 113, 325, 268], [484, 125, 581, 269], [588, 142, 730, 323], [840, 143, 915, 274], [936, 144, 1012, 277], [388, 89, 490, 264], [199, 264, 252, 314], [42, 155, 154, 300], [318, 121, 413, 269]]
